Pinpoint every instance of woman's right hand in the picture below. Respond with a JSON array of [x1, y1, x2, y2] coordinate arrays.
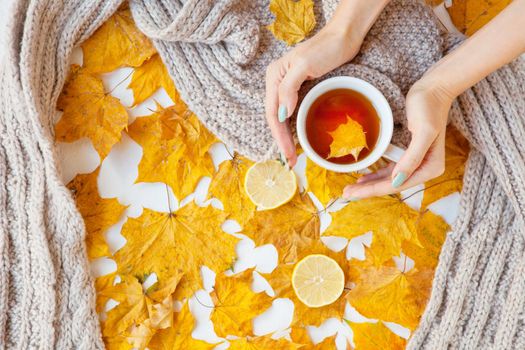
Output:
[[265, 0, 391, 166]]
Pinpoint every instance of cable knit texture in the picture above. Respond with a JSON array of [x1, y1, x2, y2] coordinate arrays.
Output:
[[1, 0, 524, 348]]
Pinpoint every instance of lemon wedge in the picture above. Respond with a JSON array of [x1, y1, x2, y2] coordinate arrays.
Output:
[[244, 160, 297, 210], [292, 254, 345, 308]]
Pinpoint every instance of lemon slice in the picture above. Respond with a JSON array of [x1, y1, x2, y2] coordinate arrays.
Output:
[[244, 160, 297, 210], [292, 254, 345, 308]]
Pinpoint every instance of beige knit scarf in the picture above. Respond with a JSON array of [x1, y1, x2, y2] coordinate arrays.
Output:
[[1, 0, 524, 349]]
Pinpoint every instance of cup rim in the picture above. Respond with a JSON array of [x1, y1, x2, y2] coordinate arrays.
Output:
[[296, 76, 393, 173]]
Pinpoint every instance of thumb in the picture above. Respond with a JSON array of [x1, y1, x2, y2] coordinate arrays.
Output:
[[391, 129, 437, 188], [277, 64, 308, 122]]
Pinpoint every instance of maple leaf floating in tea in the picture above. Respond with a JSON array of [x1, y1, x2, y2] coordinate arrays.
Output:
[[55, 65, 129, 159], [348, 321, 407, 350], [267, 0, 316, 45], [81, 8, 156, 73], [327, 115, 368, 160]]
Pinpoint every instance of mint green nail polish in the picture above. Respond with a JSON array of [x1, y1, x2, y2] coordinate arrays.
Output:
[[278, 105, 287, 122], [392, 172, 407, 188], [348, 196, 360, 201]]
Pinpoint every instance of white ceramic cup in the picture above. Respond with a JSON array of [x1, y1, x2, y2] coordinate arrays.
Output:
[[297, 76, 404, 173]]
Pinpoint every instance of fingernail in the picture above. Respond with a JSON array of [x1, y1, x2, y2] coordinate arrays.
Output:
[[347, 196, 360, 201], [392, 172, 407, 188], [278, 105, 287, 122]]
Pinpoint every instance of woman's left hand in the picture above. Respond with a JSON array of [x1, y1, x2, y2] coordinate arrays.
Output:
[[343, 79, 454, 199]]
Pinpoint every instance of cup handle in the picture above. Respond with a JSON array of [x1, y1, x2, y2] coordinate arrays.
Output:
[[383, 144, 405, 163]]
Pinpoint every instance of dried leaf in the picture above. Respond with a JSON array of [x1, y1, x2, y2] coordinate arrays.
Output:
[[228, 336, 300, 350], [324, 196, 420, 265], [210, 271, 273, 337], [114, 204, 238, 300], [349, 321, 406, 350], [67, 168, 126, 258], [306, 158, 359, 206], [267, 0, 316, 45], [243, 192, 320, 263], [102, 276, 149, 338], [95, 272, 118, 313], [347, 264, 433, 330], [267, 238, 350, 327], [82, 8, 156, 73], [448, 0, 512, 36], [148, 303, 217, 350], [127, 54, 179, 106], [127, 105, 217, 200], [327, 116, 368, 160], [421, 127, 469, 209], [208, 154, 256, 226], [56, 65, 129, 159], [402, 210, 449, 270]]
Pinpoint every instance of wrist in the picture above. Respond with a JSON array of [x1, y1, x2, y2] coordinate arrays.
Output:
[[327, 0, 390, 42]]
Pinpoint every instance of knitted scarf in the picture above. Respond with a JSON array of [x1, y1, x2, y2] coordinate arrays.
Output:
[[1, 0, 524, 349]]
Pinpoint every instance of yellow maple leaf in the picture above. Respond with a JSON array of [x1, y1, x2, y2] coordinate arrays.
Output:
[[127, 54, 179, 106], [267, 0, 316, 45], [327, 116, 368, 160], [243, 192, 320, 263], [324, 195, 420, 266], [421, 126, 469, 209], [208, 153, 255, 226], [95, 272, 119, 313], [291, 328, 337, 349], [81, 8, 156, 73], [67, 168, 126, 258], [306, 158, 359, 207], [102, 275, 149, 338], [228, 336, 300, 350], [148, 302, 217, 350], [267, 238, 350, 327], [127, 105, 217, 200], [102, 273, 183, 347], [349, 321, 406, 350], [448, 0, 512, 36], [347, 264, 433, 330], [402, 210, 449, 270], [210, 271, 273, 337], [114, 203, 237, 300], [56, 65, 129, 159]]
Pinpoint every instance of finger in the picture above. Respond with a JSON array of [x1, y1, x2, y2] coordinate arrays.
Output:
[[345, 135, 445, 198], [265, 62, 297, 166], [356, 163, 395, 184], [345, 165, 435, 198], [391, 127, 438, 188], [277, 64, 309, 122]]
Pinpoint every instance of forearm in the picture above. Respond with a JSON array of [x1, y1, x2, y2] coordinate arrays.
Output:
[[421, 0, 525, 99], [326, 0, 391, 41]]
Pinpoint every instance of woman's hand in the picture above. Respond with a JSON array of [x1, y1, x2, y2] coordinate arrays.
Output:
[[343, 80, 453, 199], [265, 0, 391, 167]]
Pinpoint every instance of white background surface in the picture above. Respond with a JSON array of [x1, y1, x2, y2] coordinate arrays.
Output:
[[56, 47, 460, 349]]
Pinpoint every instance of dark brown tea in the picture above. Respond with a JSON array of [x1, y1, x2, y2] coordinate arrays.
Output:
[[305, 88, 380, 164]]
